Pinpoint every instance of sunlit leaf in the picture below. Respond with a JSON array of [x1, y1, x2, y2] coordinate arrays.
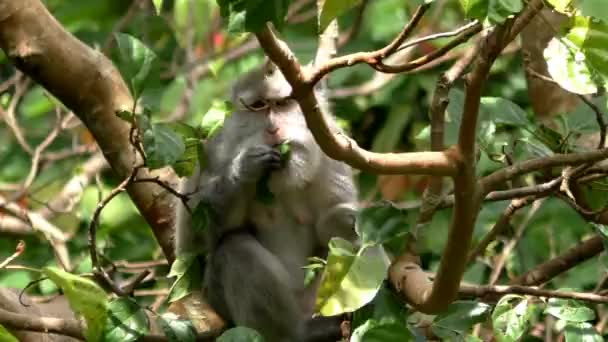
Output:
[[316, 239, 388, 316], [0, 324, 18, 342], [492, 295, 538, 342], [201, 100, 233, 138], [546, 0, 573, 14], [564, 322, 603, 342], [545, 297, 596, 323], [168, 253, 202, 303], [43, 267, 108, 342], [152, 0, 163, 15]]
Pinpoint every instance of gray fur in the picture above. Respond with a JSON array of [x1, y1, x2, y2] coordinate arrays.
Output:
[[174, 61, 358, 341]]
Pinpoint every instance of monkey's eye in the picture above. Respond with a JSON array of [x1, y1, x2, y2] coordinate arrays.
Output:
[[275, 98, 291, 107], [245, 99, 268, 111]]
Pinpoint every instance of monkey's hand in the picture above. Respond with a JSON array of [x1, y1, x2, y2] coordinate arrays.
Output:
[[235, 145, 282, 183]]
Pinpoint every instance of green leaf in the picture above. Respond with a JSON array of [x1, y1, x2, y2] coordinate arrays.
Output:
[[355, 202, 409, 247], [168, 122, 203, 177], [191, 201, 210, 235], [116, 110, 135, 122], [545, 297, 596, 323], [319, 0, 362, 33], [480, 97, 531, 127], [351, 319, 414, 342], [152, 0, 163, 15], [459, 0, 489, 20], [157, 313, 197, 342], [487, 0, 523, 24], [217, 0, 291, 33], [564, 322, 603, 342], [103, 297, 149, 342], [168, 253, 202, 303], [567, 15, 608, 85], [0, 324, 19, 342], [255, 172, 275, 205], [217, 326, 265, 342], [43, 267, 108, 342], [114, 33, 159, 98], [580, 0, 608, 23], [431, 301, 492, 340], [315, 239, 389, 316], [492, 295, 538, 342], [278, 140, 291, 164], [546, 0, 573, 14], [201, 100, 232, 138], [19, 86, 55, 118], [138, 116, 186, 169]]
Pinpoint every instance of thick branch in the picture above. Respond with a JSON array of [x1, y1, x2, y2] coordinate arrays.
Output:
[[509, 235, 604, 286], [0, 0, 177, 261], [390, 0, 545, 313]]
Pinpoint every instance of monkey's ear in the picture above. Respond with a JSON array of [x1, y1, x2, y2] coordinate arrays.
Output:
[[263, 58, 277, 76]]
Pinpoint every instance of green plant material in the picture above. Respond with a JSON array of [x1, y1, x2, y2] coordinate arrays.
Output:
[[355, 202, 409, 247], [191, 201, 210, 235], [431, 301, 492, 340], [459, 0, 523, 24], [114, 33, 159, 99], [217, 0, 291, 33], [167, 253, 202, 303], [168, 122, 203, 177], [255, 140, 291, 205], [0, 324, 18, 342], [459, 0, 490, 20], [351, 319, 414, 342], [315, 238, 388, 316], [318, 0, 362, 33], [492, 295, 539, 342], [201, 100, 233, 138], [157, 313, 197, 342], [564, 322, 603, 342], [217, 326, 265, 341], [103, 297, 149, 342], [43, 267, 108, 342], [137, 115, 186, 169], [545, 297, 596, 323], [152, 0, 163, 14]]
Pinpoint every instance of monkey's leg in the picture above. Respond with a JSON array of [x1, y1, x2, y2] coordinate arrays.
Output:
[[205, 232, 304, 342]]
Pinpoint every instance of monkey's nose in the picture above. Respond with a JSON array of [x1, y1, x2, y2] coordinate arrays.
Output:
[[266, 126, 279, 135]]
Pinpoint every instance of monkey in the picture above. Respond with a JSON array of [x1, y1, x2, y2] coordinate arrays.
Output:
[[174, 60, 358, 341]]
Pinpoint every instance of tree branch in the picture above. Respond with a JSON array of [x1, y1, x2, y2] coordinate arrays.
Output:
[[0, 0, 177, 262]]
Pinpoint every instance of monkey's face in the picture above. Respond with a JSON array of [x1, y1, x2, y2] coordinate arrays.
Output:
[[218, 64, 322, 189]]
